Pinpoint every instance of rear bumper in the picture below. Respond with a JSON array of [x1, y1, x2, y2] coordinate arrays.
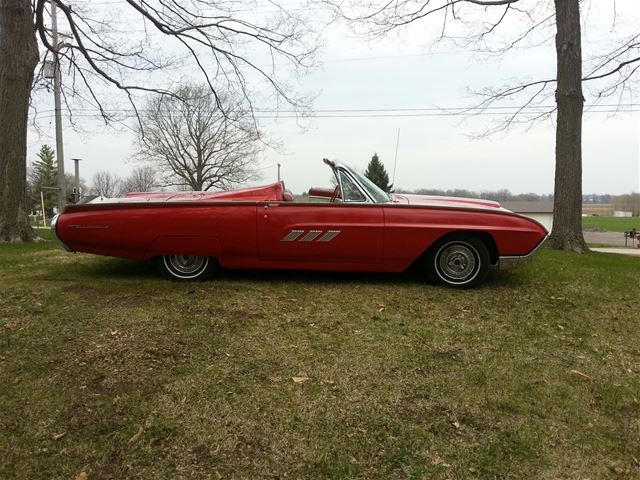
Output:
[[51, 214, 74, 252], [498, 235, 548, 270]]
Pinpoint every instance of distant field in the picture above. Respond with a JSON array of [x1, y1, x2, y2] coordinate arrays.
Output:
[[582, 216, 639, 233]]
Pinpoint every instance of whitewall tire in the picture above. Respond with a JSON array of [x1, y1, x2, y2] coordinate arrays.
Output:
[[156, 255, 217, 281], [427, 235, 490, 288]]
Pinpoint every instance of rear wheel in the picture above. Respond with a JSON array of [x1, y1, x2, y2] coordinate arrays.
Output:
[[156, 255, 217, 281], [427, 235, 489, 288]]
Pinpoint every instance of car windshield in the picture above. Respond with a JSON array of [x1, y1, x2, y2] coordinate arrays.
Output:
[[347, 167, 391, 203]]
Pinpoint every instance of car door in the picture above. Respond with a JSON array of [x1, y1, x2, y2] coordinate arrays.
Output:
[[256, 203, 384, 264]]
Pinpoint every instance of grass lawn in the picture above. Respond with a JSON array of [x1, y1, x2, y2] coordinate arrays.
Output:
[[583, 216, 639, 233], [1, 236, 639, 479]]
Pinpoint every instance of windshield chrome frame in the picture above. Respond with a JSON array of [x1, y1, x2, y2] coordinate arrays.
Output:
[[324, 158, 388, 204], [336, 167, 375, 203]]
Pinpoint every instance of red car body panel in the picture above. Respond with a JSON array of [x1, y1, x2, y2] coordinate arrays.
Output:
[[54, 179, 548, 274], [124, 182, 288, 202], [257, 203, 384, 265]]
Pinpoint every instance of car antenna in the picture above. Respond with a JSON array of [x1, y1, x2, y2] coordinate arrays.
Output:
[[392, 128, 400, 185]]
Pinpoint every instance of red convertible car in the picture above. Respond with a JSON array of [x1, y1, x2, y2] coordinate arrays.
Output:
[[52, 159, 547, 287]]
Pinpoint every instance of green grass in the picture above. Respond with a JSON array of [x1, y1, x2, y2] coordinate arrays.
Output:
[[1, 240, 639, 479], [30, 217, 49, 228], [582, 215, 639, 233]]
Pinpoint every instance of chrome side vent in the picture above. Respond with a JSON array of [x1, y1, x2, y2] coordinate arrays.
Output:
[[281, 230, 305, 242], [299, 230, 322, 242], [318, 230, 341, 242], [280, 229, 342, 243]]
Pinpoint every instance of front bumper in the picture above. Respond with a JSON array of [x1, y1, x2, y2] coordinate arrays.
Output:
[[498, 235, 549, 270]]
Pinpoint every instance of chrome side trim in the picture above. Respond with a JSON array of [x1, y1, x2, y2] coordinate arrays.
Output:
[[318, 230, 341, 242], [307, 195, 331, 203], [281, 230, 304, 242], [50, 214, 59, 231], [498, 235, 549, 270], [300, 230, 322, 242]]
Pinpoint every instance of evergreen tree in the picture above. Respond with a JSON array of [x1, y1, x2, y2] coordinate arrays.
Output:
[[364, 153, 393, 193], [30, 145, 57, 217]]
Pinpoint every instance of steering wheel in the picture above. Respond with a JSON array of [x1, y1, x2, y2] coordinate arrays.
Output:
[[330, 185, 340, 203]]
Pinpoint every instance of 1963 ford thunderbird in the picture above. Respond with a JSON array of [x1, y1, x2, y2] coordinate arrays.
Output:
[[52, 159, 547, 287]]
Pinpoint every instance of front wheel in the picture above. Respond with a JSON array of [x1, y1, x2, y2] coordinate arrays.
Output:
[[426, 235, 490, 288], [156, 255, 217, 281]]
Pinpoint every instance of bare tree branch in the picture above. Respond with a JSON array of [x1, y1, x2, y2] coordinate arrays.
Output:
[[119, 166, 158, 194], [584, 56, 640, 82], [91, 170, 121, 197], [316, 0, 637, 136], [30, 0, 320, 132]]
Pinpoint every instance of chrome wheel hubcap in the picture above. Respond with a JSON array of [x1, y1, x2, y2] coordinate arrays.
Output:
[[166, 255, 207, 276], [438, 244, 477, 281]]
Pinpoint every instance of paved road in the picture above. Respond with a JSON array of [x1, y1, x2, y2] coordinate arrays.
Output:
[[583, 231, 631, 247], [591, 247, 640, 256], [582, 230, 640, 256]]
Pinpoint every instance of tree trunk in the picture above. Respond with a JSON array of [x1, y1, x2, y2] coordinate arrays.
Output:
[[0, 0, 39, 242], [548, 0, 588, 252]]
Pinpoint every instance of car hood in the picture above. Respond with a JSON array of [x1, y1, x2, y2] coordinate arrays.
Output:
[[390, 193, 505, 211]]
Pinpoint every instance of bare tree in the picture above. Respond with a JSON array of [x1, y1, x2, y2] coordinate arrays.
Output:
[[91, 170, 121, 198], [119, 166, 158, 195], [319, 0, 639, 252], [136, 85, 262, 191], [0, 0, 319, 242]]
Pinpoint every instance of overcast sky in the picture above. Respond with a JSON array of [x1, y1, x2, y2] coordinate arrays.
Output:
[[27, 0, 639, 195]]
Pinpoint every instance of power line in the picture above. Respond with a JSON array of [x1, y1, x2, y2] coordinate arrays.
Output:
[[32, 103, 640, 115], [31, 108, 640, 120]]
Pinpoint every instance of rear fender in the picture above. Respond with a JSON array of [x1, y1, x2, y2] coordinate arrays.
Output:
[[145, 236, 222, 260]]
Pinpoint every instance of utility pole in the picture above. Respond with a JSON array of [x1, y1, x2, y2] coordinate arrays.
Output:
[[71, 158, 82, 202], [40, 191, 47, 227], [51, 0, 66, 213]]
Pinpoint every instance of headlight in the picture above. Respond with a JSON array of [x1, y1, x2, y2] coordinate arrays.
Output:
[[51, 214, 59, 231]]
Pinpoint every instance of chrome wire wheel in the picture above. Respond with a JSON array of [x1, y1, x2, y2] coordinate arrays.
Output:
[[162, 255, 210, 280]]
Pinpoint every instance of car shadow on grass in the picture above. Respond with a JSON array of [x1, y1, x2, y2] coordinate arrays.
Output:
[[48, 256, 159, 281], [218, 265, 527, 289], [57, 255, 529, 289]]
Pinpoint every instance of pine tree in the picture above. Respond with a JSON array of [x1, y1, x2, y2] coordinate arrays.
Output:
[[364, 153, 393, 193], [30, 145, 57, 217]]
